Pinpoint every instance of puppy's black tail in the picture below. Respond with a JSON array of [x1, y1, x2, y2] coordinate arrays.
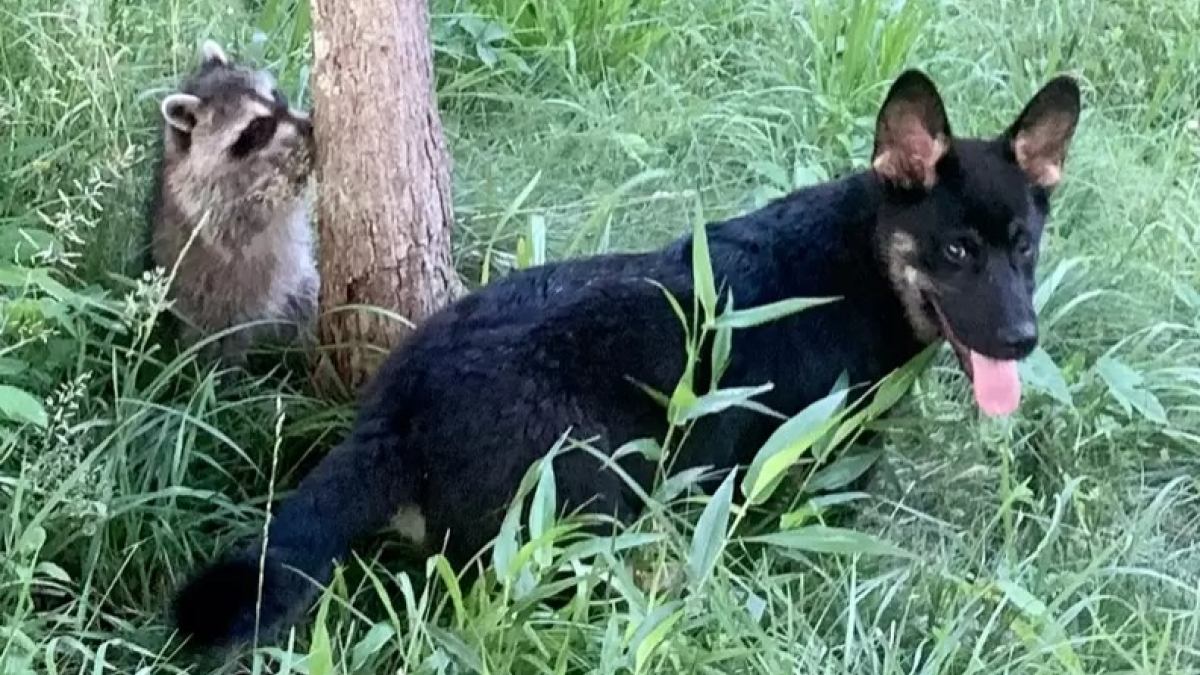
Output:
[[170, 429, 410, 650]]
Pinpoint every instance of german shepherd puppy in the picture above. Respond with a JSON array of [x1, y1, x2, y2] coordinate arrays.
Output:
[[169, 69, 1081, 650]]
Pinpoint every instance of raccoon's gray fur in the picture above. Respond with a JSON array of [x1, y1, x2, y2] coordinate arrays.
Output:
[[147, 39, 318, 366]]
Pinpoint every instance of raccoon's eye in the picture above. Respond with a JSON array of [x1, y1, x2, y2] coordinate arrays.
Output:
[[943, 241, 968, 263], [229, 116, 279, 158]]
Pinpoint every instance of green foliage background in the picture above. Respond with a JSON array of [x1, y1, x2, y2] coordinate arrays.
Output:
[[1, 0, 1198, 672]]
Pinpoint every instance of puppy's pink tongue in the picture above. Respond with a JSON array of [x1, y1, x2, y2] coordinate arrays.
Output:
[[969, 352, 1021, 417]]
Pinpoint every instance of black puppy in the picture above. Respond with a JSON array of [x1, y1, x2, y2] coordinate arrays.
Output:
[[170, 69, 1081, 650]]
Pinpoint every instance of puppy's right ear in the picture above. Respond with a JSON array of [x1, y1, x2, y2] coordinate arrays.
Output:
[[1002, 75, 1082, 189], [161, 93, 202, 133], [871, 70, 952, 189]]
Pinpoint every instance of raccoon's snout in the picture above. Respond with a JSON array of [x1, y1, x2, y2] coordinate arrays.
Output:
[[287, 132, 317, 185], [291, 112, 314, 140], [287, 112, 317, 162]]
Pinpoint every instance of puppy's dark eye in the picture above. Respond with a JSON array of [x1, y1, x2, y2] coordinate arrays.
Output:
[[1014, 233, 1034, 257], [943, 241, 968, 263], [229, 116, 278, 158]]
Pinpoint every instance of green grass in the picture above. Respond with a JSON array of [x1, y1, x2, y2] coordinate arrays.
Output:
[[3, 0, 1200, 672]]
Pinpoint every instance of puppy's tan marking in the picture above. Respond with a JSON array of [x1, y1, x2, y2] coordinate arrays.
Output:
[[881, 230, 939, 342]]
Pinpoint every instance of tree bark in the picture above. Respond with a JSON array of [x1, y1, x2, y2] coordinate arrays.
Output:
[[309, 0, 463, 395]]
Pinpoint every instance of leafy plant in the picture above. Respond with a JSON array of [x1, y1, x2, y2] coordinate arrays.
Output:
[[463, 0, 671, 80]]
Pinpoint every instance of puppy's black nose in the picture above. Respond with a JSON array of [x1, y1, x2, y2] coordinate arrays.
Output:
[[998, 321, 1038, 355]]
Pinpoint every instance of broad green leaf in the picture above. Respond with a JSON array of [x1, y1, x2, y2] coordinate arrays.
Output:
[[743, 588, 768, 623], [28, 269, 75, 302], [804, 449, 881, 493], [510, 521, 582, 588], [34, 562, 72, 584], [675, 383, 773, 423], [780, 492, 869, 529], [306, 588, 336, 675], [529, 214, 547, 267], [667, 379, 699, 426], [476, 43, 499, 68], [1043, 289, 1106, 332], [749, 160, 791, 190], [492, 500, 522, 580], [628, 601, 684, 673], [995, 576, 1047, 616], [649, 280, 691, 342], [710, 290, 736, 387], [560, 532, 666, 561], [827, 345, 936, 449], [627, 376, 670, 409], [528, 456, 558, 565], [0, 357, 28, 377], [996, 576, 1084, 673], [0, 228, 56, 264], [687, 470, 736, 586], [595, 219, 613, 254], [744, 526, 914, 558], [691, 201, 717, 324], [1095, 355, 1168, 425], [713, 296, 840, 330], [515, 234, 532, 269], [810, 371, 852, 454], [491, 169, 543, 277], [614, 132, 653, 159], [430, 555, 467, 627], [654, 466, 712, 503], [742, 385, 850, 504], [1172, 280, 1200, 309], [350, 623, 397, 672], [792, 161, 826, 188], [0, 264, 32, 287], [18, 526, 46, 554], [1018, 347, 1073, 406], [611, 437, 663, 462], [0, 385, 47, 427], [427, 625, 485, 673], [1033, 257, 1083, 313], [750, 185, 786, 208]]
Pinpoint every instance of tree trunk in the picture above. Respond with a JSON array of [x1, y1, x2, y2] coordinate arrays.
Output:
[[309, 0, 463, 395]]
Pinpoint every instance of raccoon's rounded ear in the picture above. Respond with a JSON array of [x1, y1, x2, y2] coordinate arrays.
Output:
[[161, 94, 203, 133], [200, 39, 230, 67], [871, 69, 953, 190], [1003, 75, 1082, 189]]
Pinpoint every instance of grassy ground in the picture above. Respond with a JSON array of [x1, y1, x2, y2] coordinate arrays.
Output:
[[2, 0, 1200, 672]]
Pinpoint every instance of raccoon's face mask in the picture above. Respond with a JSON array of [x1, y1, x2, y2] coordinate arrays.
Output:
[[159, 40, 315, 187]]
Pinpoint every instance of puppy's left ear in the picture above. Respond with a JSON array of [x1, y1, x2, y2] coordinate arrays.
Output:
[[1004, 75, 1082, 189]]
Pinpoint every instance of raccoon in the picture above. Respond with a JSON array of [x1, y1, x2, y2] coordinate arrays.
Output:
[[147, 39, 318, 367]]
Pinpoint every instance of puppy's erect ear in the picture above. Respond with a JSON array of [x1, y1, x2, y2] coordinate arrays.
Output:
[[872, 70, 952, 189], [200, 39, 230, 67], [1003, 75, 1081, 189], [161, 93, 202, 133]]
